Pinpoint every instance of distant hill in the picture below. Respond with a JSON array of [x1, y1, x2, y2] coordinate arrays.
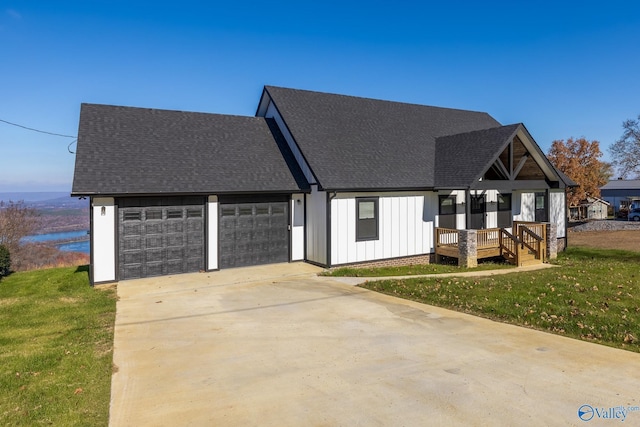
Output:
[[0, 192, 89, 233], [0, 192, 88, 209], [0, 192, 69, 202]]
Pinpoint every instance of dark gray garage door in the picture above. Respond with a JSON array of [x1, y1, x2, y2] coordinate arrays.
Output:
[[119, 197, 204, 280], [219, 199, 289, 269]]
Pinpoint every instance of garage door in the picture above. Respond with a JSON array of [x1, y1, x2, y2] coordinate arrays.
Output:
[[219, 198, 289, 269], [119, 197, 205, 280]]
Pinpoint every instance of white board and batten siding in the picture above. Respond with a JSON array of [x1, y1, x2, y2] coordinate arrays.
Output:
[[513, 190, 566, 238], [330, 192, 439, 266], [92, 197, 116, 282], [291, 194, 304, 261], [549, 190, 566, 238], [513, 191, 535, 222], [207, 195, 218, 270]]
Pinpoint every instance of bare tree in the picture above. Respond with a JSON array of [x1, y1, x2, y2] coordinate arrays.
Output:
[[0, 201, 40, 259], [610, 115, 640, 178]]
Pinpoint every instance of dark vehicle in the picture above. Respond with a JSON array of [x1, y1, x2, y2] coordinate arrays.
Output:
[[628, 208, 640, 222]]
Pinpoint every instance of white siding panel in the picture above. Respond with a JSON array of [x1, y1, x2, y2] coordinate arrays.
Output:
[[382, 200, 393, 259], [92, 197, 116, 283], [265, 102, 316, 185], [398, 197, 408, 257], [291, 194, 304, 261], [207, 196, 218, 270], [347, 200, 358, 261], [329, 192, 437, 265], [514, 191, 535, 221], [407, 197, 416, 255], [391, 197, 400, 257], [550, 190, 566, 238], [484, 190, 498, 229], [306, 187, 327, 265]]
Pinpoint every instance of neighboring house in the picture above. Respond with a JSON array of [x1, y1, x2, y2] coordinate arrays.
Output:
[[569, 196, 610, 220], [601, 179, 640, 215], [72, 86, 575, 284]]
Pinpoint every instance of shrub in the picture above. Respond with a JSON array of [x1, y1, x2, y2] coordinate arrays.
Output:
[[0, 244, 10, 277]]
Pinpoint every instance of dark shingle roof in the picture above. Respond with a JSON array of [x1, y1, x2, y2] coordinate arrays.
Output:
[[601, 179, 640, 190], [71, 104, 308, 196], [554, 167, 579, 188], [264, 86, 502, 190], [434, 124, 521, 188]]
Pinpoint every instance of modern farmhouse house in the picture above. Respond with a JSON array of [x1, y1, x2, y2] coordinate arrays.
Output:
[[72, 86, 574, 284]]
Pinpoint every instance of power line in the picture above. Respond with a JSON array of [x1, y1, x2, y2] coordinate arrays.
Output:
[[68, 139, 78, 154], [0, 118, 76, 138]]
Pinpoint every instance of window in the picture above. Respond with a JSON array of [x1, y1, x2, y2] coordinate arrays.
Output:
[[356, 198, 378, 241], [167, 210, 183, 219], [221, 206, 236, 217], [497, 193, 512, 228], [187, 209, 202, 218], [123, 211, 141, 221], [145, 210, 162, 220], [438, 195, 456, 229], [271, 204, 286, 215]]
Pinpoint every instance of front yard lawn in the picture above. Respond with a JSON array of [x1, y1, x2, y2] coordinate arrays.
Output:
[[324, 258, 513, 277], [360, 247, 640, 352], [0, 266, 116, 426]]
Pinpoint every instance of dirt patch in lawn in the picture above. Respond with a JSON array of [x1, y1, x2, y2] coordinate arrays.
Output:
[[568, 229, 640, 252]]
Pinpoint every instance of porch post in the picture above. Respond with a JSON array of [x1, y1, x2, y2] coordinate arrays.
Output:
[[546, 223, 558, 260], [458, 229, 477, 268]]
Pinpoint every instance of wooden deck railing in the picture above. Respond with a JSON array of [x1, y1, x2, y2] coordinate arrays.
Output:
[[499, 229, 519, 261], [435, 227, 458, 246], [520, 226, 546, 262], [513, 221, 546, 245], [435, 222, 547, 266], [477, 228, 500, 248]]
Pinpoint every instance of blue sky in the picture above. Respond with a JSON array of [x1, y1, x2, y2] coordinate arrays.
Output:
[[1, 1, 639, 192]]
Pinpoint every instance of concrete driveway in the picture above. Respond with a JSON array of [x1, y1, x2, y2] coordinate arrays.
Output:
[[110, 263, 640, 426]]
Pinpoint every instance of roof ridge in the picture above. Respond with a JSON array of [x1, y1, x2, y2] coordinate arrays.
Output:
[[436, 123, 521, 140], [264, 85, 497, 116], [80, 103, 257, 120]]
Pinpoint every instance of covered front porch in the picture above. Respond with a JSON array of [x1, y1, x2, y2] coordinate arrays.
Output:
[[435, 221, 557, 267]]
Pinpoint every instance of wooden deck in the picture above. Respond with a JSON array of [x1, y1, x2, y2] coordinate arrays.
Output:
[[435, 222, 547, 267]]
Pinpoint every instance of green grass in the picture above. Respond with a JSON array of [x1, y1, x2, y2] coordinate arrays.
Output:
[[360, 247, 640, 352], [0, 267, 116, 426], [323, 258, 513, 277]]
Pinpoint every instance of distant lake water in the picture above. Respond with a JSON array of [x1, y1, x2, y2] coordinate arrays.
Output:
[[58, 240, 90, 254], [23, 230, 90, 254], [24, 230, 88, 242]]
